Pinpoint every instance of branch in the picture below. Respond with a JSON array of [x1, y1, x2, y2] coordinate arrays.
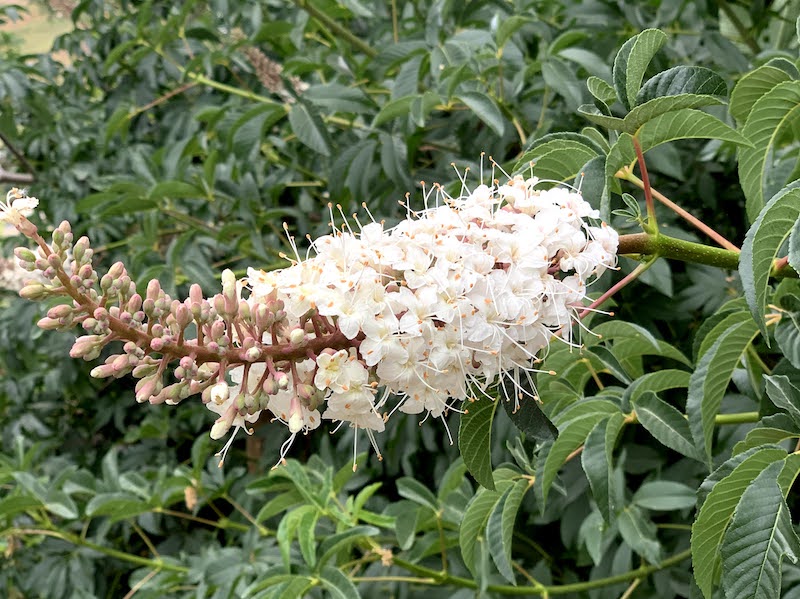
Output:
[[0, 168, 34, 184], [291, 0, 378, 58]]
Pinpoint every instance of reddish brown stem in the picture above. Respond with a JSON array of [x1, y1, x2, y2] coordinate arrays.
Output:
[[632, 138, 655, 225]]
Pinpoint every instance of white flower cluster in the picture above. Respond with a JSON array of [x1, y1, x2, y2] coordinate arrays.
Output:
[[208, 176, 618, 463]]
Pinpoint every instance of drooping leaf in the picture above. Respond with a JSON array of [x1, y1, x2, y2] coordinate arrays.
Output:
[[500, 373, 558, 443], [623, 94, 725, 132], [720, 460, 800, 599], [632, 481, 696, 511], [738, 81, 800, 221], [686, 318, 760, 466], [739, 185, 800, 337], [633, 391, 703, 460], [764, 375, 800, 426], [487, 478, 529, 583], [459, 398, 499, 490], [586, 76, 617, 105], [514, 138, 600, 183], [457, 91, 505, 136], [288, 101, 332, 156], [692, 446, 787, 598], [581, 413, 624, 523], [618, 504, 661, 564], [612, 28, 668, 110]]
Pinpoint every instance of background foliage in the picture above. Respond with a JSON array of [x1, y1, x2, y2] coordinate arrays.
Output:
[[3, 0, 800, 597]]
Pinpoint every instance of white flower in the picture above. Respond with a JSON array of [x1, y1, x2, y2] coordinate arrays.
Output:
[[1, 188, 38, 226]]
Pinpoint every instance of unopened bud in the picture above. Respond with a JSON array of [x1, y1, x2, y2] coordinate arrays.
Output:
[[37, 317, 62, 330], [146, 279, 161, 301], [19, 283, 48, 300], [69, 335, 103, 360], [210, 419, 232, 440], [14, 247, 35, 263], [46, 304, 73, 320], [47, 254, 62, 269], [276, 372, 289, 389], [245, 347, 261, 362], [289, 328, 305, 346], [90, 364, 115, 378]]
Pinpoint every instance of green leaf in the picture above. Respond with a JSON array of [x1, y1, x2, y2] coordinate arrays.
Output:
[[288, 101, 332, 156], [581, 413, 625, 522], [612, 29, 668, 110], [775, 295, 800, 368], [740, 186, 800, 337], [618, 505, 661, 563], [632, 481, 696, 510], [85, 493, 149, 522], [500, 369, 558, 442], [397, 477, 438, 512], [319, 565, 361, 599], [588, 345, 632, 384], [738, 81, 800, 221], [730, 65, 793, 126], [0, 495, 42, 519], [692, 446, 788, 598], [586, 76, 617, 105], [577, 103, 626, 130], [317, 525, 379, 568], [623, 94, 725, 133], [733, 426, 800, 456], [277, 504, 316, 569], [764, 375, 800, 426], [457, 91, 505, 136], [373, 95, 414, 125], [790, 217, 800, 273], [602, 110, 752, 218], [487, 479, 528, 583], [635, 66, 727, 104], [540, 412, 612, 507], [460, 473, 517, 577], [625, 369, 691, 407], [459, 398, 499, 490], [692, 305, 748, 360], [721, 460, 800, 599], [686, 318, 760, 465], [496, 15, 531, 48], [514, 139, 600, 183], [697, 310, 756, 359], [633, 391, 703, 460]]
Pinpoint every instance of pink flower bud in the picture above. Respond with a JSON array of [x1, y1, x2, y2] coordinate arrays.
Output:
[[37, 317, 62, 330], [146, 279, 161, 301], [19, 283, 48, 300], [90, 364, 115, 378]]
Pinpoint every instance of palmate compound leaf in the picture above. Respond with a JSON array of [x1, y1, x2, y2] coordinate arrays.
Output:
[[691, 445, 788, 598], [740, 185, 800, 338], [721, 460, 800, 599], [686, 317, 760, 466], [601, 109, 752, 218]]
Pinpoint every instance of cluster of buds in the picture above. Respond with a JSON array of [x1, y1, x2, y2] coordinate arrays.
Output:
[[3, 173, 619, 467]]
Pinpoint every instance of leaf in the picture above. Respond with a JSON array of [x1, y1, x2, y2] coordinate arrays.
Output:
[[317, 526, 379, 568], [588, 345, 632, 384], [459, 398, 499, 490], [85, 493, 149, 522], [632, 481, 696, 510], [635, 66, 727, 104], [624, 369, 691, 407], [602, 110, 752, 218], [738, 81, 800, 221], [618, 505, 661, 563], [500, 374, 558, 443], [577, 103, 626, 130], [623, 94, 725, 132], [733, 427, 800, 456], [457, 91, 505, 136], [0, 495, 42, 519], [686, 318, 760, 466], [587, 76, 617, 104], [692, 446, 787, 598], [730, 65, 793, 125], [740, 185, 800, 337], [514, 139, 600, 183], [721, 460, 800, 599], [581, 413, 624, 522], [459, 475, 517, 577], [692, 305, 748, 361], [790, 217, 800, 273], [288, 101, 332, 156], [487, 479, 528, 583], [496, 15, 531, 47], [612, 28, 668, 110], [319, 565, 361, 599], [540, 412, 611, 507], [373, 95, 414, 125], [775, 296, 800, 368], [764, 375, 800, 426], [633, 391, 703, 460], [696, 310, 756, 359], [397, 477, 438, 512]]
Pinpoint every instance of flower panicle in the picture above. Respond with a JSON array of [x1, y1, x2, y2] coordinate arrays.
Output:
[[7, 173, 619, 469]]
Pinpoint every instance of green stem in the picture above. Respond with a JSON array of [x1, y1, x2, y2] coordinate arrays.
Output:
[[5, 528, 189, 573], [715, 411, 761, 425], [618, 233, 739, 271], [391, 548, 691, 595], [291, 0, 377, 58]]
